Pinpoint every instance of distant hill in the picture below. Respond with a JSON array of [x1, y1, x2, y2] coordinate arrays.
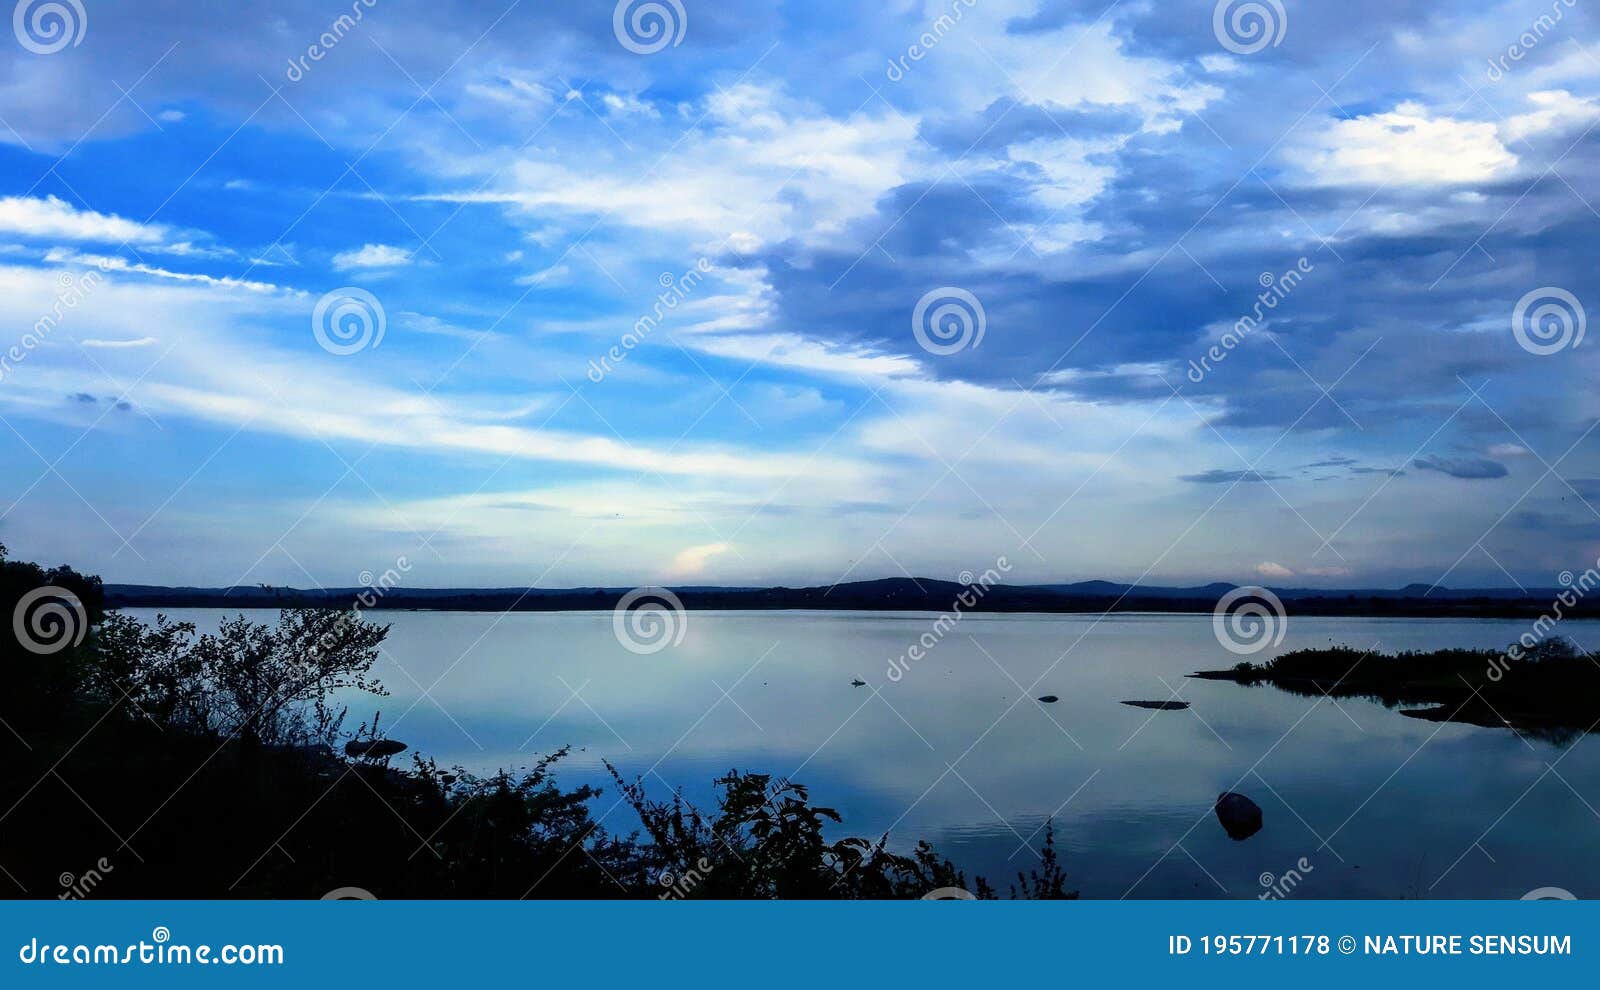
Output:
[[102, 577, 1587, 619]]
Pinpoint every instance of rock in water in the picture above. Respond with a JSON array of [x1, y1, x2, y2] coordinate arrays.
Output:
[[1214, 791, 1263, 840], [344, 739, 408, 759], [850, 678, 867, 687], [1121, 700, 1191, 711], [1037, 695, 1060, 704]]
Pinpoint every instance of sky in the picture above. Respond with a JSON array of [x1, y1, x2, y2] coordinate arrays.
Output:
[[0, 0, 1598, 591]]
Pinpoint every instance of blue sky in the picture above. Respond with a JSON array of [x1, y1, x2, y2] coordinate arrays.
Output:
[[0, 0, 1597, 590]]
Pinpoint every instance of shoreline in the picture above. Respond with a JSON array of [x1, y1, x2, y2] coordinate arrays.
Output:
[[103, 584, 1600, 622]]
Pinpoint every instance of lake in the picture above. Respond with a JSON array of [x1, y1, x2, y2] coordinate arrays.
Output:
[[130, 608, 1600, 899]]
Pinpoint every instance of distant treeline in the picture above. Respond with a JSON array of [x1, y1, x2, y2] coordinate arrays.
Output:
[[105, 577, 1599, 620]]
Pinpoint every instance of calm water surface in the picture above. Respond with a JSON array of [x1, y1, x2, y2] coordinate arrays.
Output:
[[131, 609, 1600, 899]]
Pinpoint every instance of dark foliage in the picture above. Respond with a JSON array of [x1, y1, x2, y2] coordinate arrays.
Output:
[[0, 547, 1065, 899], [1196, 639, 1600, 742]]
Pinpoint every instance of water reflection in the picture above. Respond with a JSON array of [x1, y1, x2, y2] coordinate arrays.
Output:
[[131, 609, 1600, 899]]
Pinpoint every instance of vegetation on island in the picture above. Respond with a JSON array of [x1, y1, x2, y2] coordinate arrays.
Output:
[[0, 545, 1072, 900], [1193, 640, 1600, 743]]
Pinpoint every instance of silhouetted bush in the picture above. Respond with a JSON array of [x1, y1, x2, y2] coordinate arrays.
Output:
[[0, 548, 1065, 899]]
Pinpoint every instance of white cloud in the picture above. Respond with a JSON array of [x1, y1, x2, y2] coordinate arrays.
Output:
[[398, 312, 486, 341], [0, 195, 167, 245], [332, 243, 412, 270], [669, 542, 732, 577], [0, 263, 875, 487], [684, 331, 923, 380], [514, 263, 570, 287], [601, 92, 658, 118], [1255, 561, 1295, 580], [81, 336, 158, 349], [43, 249, 286, 294], [463, 71, 554, 111], [416, 83, 920, 248], [1289, 103, 1518, 186], [1501, 90, 1600, 144]]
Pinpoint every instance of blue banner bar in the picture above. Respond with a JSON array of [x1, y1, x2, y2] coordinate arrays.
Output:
[[0, 901, 1587, 987]]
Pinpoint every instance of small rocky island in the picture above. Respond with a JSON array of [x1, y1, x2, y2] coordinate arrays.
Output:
[[1192, 639, 1599, 741]]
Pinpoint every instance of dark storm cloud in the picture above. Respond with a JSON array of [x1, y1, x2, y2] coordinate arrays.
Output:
[[1414, 455, 1510, 480]]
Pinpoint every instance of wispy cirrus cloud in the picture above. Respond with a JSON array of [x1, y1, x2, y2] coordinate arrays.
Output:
[[332, 243, 413, 270]]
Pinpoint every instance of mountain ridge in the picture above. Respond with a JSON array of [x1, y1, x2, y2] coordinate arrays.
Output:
[[102, 576, 1586, 619]]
